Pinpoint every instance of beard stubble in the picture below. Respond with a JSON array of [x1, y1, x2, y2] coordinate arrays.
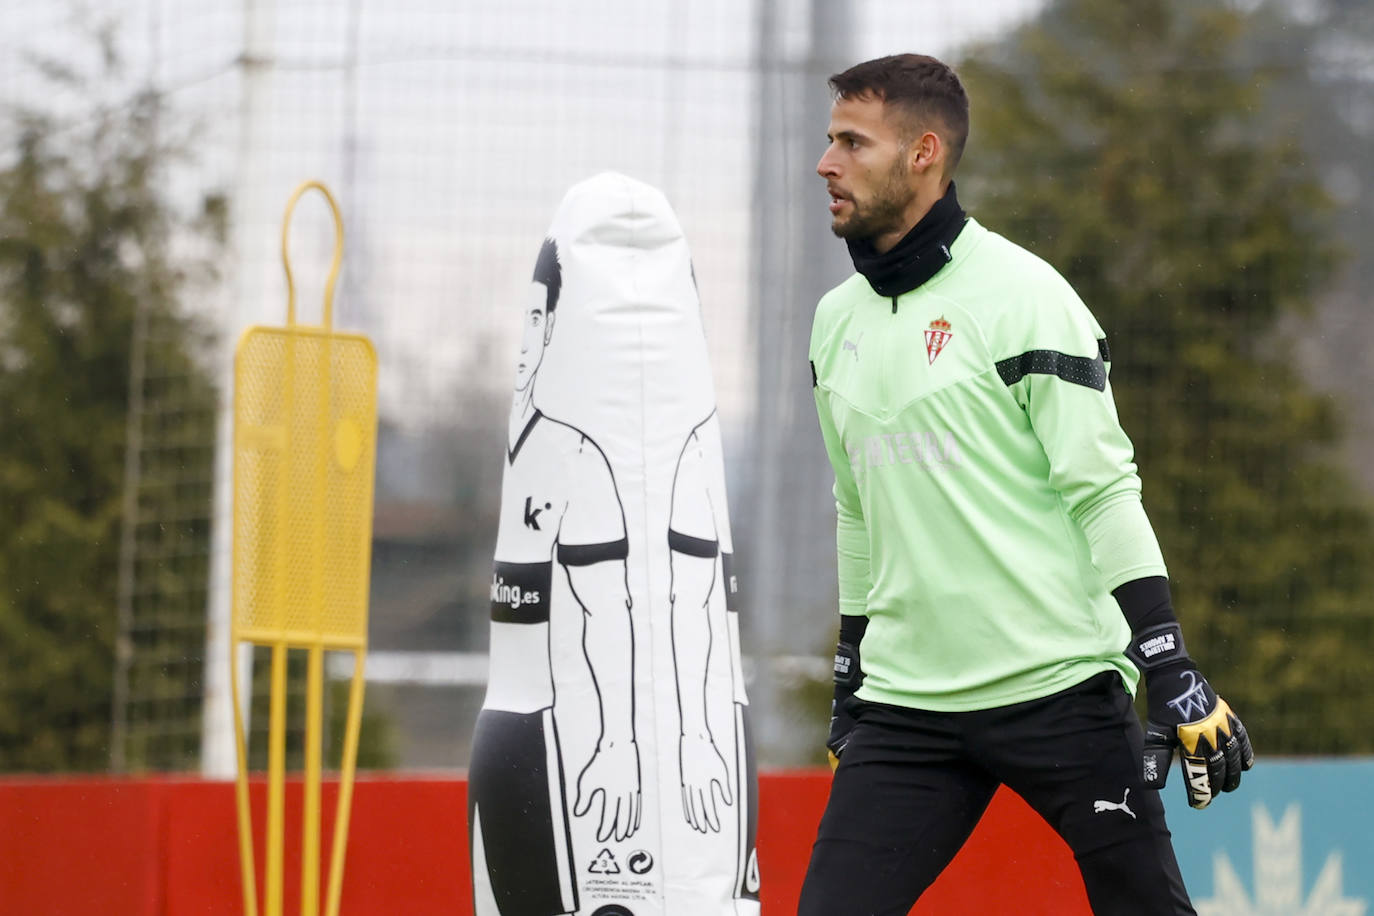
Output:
[[831, 154, 918, 243]]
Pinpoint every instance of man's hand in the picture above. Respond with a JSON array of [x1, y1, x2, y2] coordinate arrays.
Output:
[[574, 737, 642, 842], [1140, 651, 1254, 809], [826, 618, 867, 771], [1116, 580, 1254, 809], [826, 696, 857, 772], [679, 731, 733, 833]]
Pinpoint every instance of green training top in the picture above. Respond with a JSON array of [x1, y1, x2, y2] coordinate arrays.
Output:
[[810, 218, 1166, 712]]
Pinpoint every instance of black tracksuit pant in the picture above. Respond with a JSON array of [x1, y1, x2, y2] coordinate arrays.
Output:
[[798, 672, 1195, 915]]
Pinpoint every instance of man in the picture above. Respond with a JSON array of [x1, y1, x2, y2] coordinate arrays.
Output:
[[802, 54, 1253, 915], [470, 237, 640, 916]]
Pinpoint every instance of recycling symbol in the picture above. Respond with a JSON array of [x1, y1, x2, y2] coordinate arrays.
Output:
[[588, 847, 621, 875], [627, 850, 654, 875]]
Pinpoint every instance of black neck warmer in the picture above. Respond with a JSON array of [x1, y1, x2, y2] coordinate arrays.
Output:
[[845, 182, 967, 299]]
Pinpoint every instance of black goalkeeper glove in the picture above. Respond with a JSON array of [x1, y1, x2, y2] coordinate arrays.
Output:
[[1117, 576, 1255, 810], [826, 615, 867, 771], [1132, 632, 1254, 809]]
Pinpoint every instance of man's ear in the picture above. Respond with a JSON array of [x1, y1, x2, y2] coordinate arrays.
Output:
[[543, 310, 557, 346], [911, 129, 943, 176]]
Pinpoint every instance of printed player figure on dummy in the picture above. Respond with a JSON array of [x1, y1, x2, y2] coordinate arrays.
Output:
[[470, 237, 640, 916]]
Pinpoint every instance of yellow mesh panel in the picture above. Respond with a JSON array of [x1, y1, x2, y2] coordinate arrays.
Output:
[[233, 325, 377, 647]]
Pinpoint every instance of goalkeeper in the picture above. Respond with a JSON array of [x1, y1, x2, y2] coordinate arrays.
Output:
[[801, 54, 1253, 916]]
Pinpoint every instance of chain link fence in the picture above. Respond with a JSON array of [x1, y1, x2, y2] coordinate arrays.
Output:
[[2, 0, 1371, 772]]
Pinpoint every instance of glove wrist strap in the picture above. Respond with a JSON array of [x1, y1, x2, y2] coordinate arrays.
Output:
[[833, 641, 861, 688], [834, 614, 868, 692], [829, 616, 868, 758], [1126, 621, 1191, 672]]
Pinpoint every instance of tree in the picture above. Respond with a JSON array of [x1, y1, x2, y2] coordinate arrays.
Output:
[[1242, 0, 1374, 488], [0, 38, 225, 770], [957, 0, 1374, 752]]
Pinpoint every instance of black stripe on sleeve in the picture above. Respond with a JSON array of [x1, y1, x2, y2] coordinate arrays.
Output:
[[668, 528, 719, 558], [996, 338, 1109, 392], [557, 537, 630, 567], [489, 561, 553, 623]]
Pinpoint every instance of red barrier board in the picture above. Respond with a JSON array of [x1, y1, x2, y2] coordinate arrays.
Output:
[[757, 773, 1091, 915], [0, 773, 1088, 914], [0, 777, 164, 914]]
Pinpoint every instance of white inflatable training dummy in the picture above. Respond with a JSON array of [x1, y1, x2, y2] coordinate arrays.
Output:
[[469, 172, 759, 916]]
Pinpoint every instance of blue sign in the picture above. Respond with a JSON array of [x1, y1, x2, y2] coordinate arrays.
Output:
[[1163, 758, 1374, 912]]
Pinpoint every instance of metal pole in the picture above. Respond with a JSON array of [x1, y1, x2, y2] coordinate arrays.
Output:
[[111, 0, 165, 774], [112, 257, 149, 774], [339, 0, 364, 331], [747, 0, 853, 763], [202, 0, 275, 778]]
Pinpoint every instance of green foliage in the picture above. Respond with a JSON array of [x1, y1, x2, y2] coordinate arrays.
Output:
[[239, 652, 399, 773], [329, 680, 398, 771], [0, 45, 223, 770], [958, 0, 1374, 752]]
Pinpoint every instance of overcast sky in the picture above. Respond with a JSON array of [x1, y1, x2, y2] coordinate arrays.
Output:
[[0, 0, 1042, 433]]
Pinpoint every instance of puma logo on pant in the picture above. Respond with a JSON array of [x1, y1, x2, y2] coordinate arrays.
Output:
[[1093, 788, 1136, 819]]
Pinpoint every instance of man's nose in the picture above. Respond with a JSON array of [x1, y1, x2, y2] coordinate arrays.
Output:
[[817, 145, 839, 178]]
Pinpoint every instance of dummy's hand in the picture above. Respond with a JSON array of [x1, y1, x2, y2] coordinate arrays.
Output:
[[1142, 664, 1254, 809], [574, 738, 642, 841], [679, 730, 733, 833]]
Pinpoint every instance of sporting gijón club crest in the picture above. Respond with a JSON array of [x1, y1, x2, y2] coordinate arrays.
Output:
[[925, 316, 953, 365]]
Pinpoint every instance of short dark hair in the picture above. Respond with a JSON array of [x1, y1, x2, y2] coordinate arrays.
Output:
[[532, 237, 562, 314], [829, 54, 970, 174]]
